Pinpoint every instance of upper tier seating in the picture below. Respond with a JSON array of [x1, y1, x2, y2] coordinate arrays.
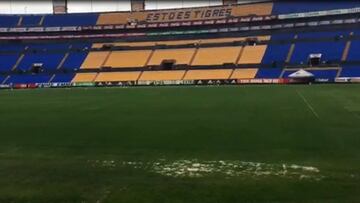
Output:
[[104, 50, 152, 68], [21, 15, 42, 26], [273, 2, 360, 14], [192, 47, 242, 66], [139, 70, 186, 81], [0, 15, 19, 27], [43, 13, 98, 27]]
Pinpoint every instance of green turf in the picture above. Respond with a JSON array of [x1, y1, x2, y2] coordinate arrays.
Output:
[[0, 85, 359, 203]]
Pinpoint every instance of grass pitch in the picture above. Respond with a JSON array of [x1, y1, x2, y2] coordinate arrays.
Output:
[[0, 85, 359, 203]]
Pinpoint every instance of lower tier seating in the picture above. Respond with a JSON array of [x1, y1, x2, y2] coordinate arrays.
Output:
[[183, 69, 233, 80], [340, 66, 360, 77], [4, 66, 360, 85], [139, 70, 186, 81], [95, 72, 141, 82], [72, 73, 97, 83], [230, 69, 258, 79], [5, 74, 51, 84]]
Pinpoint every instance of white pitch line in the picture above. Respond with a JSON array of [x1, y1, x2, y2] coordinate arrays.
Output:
[[297, 90, 320, 119]]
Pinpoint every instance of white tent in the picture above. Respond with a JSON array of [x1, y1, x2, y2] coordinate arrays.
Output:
[[288, 69, 314, 78]]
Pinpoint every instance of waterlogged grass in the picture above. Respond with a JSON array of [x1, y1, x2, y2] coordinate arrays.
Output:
[[0, 85, 359, 202]]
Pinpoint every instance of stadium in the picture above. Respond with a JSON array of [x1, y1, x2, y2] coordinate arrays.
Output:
[[0, 0, 359, 202]]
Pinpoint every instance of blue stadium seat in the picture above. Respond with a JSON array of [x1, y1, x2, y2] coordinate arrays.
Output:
[[340, 65, 360, 77], [298, 31, 350, 39], [262, 34, 293, 66], [262, 44, 291, 66], [0, 44, 25, 52], [347, 40, 360, 61], [0, 54, 19, 72], [255, 68, 282, 79], [21, 15, 42, 26], [291, 41, 345, 64], [17, 53, 65, 71], [273, 2, 360, 14], [6, 74, 51, 84], [28, 43, 70, 51], [52, 73, 75, 83], [43, 13, 98, 27], [0, 15, 19, 27], [0, 75, 5, 84], [62, 52, 88, 71]]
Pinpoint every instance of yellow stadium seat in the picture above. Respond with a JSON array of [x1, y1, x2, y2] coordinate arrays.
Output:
[[148, 49, 195, 66], [139, 70, 186, 81], [232, 3, 273, 16], [230, 69, 258, 79], [95, 72, 141, 82], [105, 50, 152, 68], [238, 45, 267, 64], [72, 73, 97, 83], [192, 47, 242, 66], [184, 69, 233, 80], [81, 51, 109, 69]]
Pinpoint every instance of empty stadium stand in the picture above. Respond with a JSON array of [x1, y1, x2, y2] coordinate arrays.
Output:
[[72, 73, 97, 83], [340, 66, 360, 77], [1, 2, 360, 87], [81, 51, 109, 69], [6, 74, 51, 84], [139, 70, 186, 81], [95, 72, 141, 82], [148, 48, 195, 66], [192, 47, 241, 66], [255, 68, 282, 79], [230, 69, 258, 79], [51, 73, 75, 83], [238, 45, 267, 64], [183, 69, 233, 80], [104, 50, 152, 68], [43, 13, 98, 27]]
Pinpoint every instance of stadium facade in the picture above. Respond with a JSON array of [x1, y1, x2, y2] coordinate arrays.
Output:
[[0, 1, 360, 89]]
